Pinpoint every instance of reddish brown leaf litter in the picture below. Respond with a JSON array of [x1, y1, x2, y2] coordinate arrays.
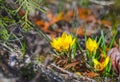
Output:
[[83, 71, 99, 78], [35, 7, 111, 38]]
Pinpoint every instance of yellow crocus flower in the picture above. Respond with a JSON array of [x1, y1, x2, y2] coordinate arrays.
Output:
[[86, 38, 98, 53], [50, 32, 75, 52], [93, 56, 110, 71]]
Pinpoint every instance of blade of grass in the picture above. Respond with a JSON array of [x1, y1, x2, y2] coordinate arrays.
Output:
[[84, 25, 87, 43], [72, 39, 77, 59], [105, 61, 112, 76], [76, 38, 83, 55], [109, 30, 117, 49], [101, 30, 106, 57], [92, 35, 102, 59]]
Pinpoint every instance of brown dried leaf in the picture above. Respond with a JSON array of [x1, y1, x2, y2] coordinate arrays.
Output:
[[83, 72, 99, 78], [64, 61, 80, 70], [107, 47, 120, 74]]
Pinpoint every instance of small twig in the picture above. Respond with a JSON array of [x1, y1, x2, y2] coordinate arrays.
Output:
[[0, 43, 23, 57], [51, 63, 72, 75], [31, 63, 63, 82], [34, 26, 51, 42], [0, 43, 13, 52], [89, 0, 114, 6], [50, 63, 96, 82]]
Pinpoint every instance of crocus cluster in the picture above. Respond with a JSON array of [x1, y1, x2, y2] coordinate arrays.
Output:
[[93, 56, 110, 71], [86, 38, 98, 53], [86, 38, 110, 71], [50, 32, 75, 52]]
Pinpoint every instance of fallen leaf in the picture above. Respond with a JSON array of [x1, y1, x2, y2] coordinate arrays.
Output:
[[107, 47, 120, 74], [75, 72, 82, 76], [36, 20, 44, 27], [78, 8, 92, 20], [18, 10, 25, 16], [64, 61, 80, 70], [65, 10, 74, 21], [83, 72, 99, 78], [100, 20, 111, 28]]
